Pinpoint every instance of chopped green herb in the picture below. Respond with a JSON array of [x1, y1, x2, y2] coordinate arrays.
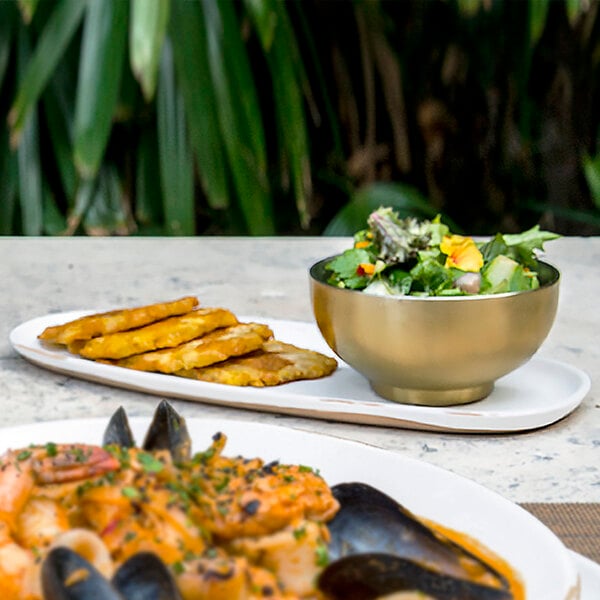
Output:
[[70, 447, 86, 462], [138, 452, 164, 473], [172, 560, 185, 575], [293, 526, 307, 540], [214, 476, 230, 492], [122, 486, 140, 499], [45, 442, 57, 457], [76, 480, 94, 497], [193, 447, 216, 464], [315, 543, 329, 567], [16, 450, 32, 461]]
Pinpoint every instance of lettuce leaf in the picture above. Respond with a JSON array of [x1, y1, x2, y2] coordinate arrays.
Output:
[[325, 248, 373, 289], [480, 226, 560, 269]]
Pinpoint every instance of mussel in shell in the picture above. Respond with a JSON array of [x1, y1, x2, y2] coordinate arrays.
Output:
[[42, 547, 120, 600], [102, 405, 135, 448], [42, 547, 181, 600], [110, 552, 183, 599], [102, 399, 192, 461], [319, 482, 513, 599]]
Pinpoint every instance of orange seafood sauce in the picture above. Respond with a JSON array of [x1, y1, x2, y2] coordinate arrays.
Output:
[[425, 519, 525, 600]]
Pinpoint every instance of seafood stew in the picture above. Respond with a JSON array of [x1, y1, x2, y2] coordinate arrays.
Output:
[[0, 402, 522, 599]]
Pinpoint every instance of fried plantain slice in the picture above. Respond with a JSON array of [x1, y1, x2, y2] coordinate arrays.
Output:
[[110, 322, 274, 373], [175, 340, 337, 387], [39, 296, 199, 345], [77, 307, 238, 360]]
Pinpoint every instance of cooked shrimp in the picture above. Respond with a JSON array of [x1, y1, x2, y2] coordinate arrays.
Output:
[[0, 444, 120, 599], [176, 550, 300, 600], [0, 521, 35, 599], [79, 447, 209, 566], [183, 433, 339, 540], [230, 519, 330, 597], [16, 497, 70, 549]]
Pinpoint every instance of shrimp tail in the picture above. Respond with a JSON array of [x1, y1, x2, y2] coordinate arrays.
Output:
[[32, 445, 120, 484]]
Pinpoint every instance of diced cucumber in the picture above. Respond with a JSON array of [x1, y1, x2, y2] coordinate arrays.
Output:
[[483, 254, 536, 293]]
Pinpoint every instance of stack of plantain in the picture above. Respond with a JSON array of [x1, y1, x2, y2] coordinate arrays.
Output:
[[39, 297, 337, 387]]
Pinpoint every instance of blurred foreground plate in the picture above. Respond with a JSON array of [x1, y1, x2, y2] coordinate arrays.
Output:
[[0, 415, 581, 599], [571, 552, 600, 599], [10, 311, 591, 433]]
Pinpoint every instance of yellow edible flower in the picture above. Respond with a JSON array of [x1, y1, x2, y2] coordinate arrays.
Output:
[[357, 262, 376, 276], [440, 234, 483, 272]]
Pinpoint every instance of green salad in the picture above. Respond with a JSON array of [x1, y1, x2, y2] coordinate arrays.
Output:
[[325, 207, 559, 296]]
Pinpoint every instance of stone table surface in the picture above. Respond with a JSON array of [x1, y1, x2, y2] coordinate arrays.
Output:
[[1, 236, 598, 504]]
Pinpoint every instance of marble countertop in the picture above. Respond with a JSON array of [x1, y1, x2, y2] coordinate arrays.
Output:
[[1, 236, 598, 504]]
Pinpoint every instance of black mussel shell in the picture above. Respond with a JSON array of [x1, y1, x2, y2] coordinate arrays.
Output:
[[102, 401, 192, 463], [142, 400, 192, 462], [324, 483, 512, 599], [102, 406, 135, 448], [42, 549, 183, 600], [41, 547, 120, 600], [112, 552, 182, 600], [318, 553, 513, 600]]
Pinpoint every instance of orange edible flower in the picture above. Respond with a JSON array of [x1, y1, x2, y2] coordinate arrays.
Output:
[[356, 263, 376, 276], [440, 235, 483, 272], [354, 240, 370, 249]]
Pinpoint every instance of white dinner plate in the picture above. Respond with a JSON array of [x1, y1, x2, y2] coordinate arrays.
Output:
[[10, 311, 591, 433], [571, 551, 600, 599], [0, 414, 581, 599]]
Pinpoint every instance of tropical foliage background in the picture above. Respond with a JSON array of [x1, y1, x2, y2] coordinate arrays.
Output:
[[1, 0, 599, 237]]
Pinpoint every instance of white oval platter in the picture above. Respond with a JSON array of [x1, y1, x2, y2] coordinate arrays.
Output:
[[9, 311, 590, 433]]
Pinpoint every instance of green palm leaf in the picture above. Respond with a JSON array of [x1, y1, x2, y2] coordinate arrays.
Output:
[[157, 39, 195, 236], [583, 154, 600, 210], [17, 0, 39, 24], [0, 130, 18, 235], [73, 0, 127, 179], [130, 0, 169, 101], [528, 0, 549, 46], [42, 183, 67, 235], [0, 2, 15, 94], [82, 166, 131, 235], [456, 0, 482, 17], [169, 0, 228, 210], [217, 0, 268, 177], [8, 0, 86, 147], [65, 179, 94, 235], [15, 28, 43, 235], [565, 0, 587, 25], [245, 0, 312, 228], [201, 0, 274, 234], [135, 129, 164, 230], [42, 64, 78, 201]]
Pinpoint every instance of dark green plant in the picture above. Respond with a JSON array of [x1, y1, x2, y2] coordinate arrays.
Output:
[[1, 0, 313, 235], [1, 0, 599, 237]]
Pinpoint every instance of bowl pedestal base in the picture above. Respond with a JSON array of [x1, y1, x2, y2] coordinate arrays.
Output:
[[371, 381, 494, 406]]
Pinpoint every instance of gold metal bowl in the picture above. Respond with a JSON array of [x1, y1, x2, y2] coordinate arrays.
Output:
[[309, 258, 560, 406]]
